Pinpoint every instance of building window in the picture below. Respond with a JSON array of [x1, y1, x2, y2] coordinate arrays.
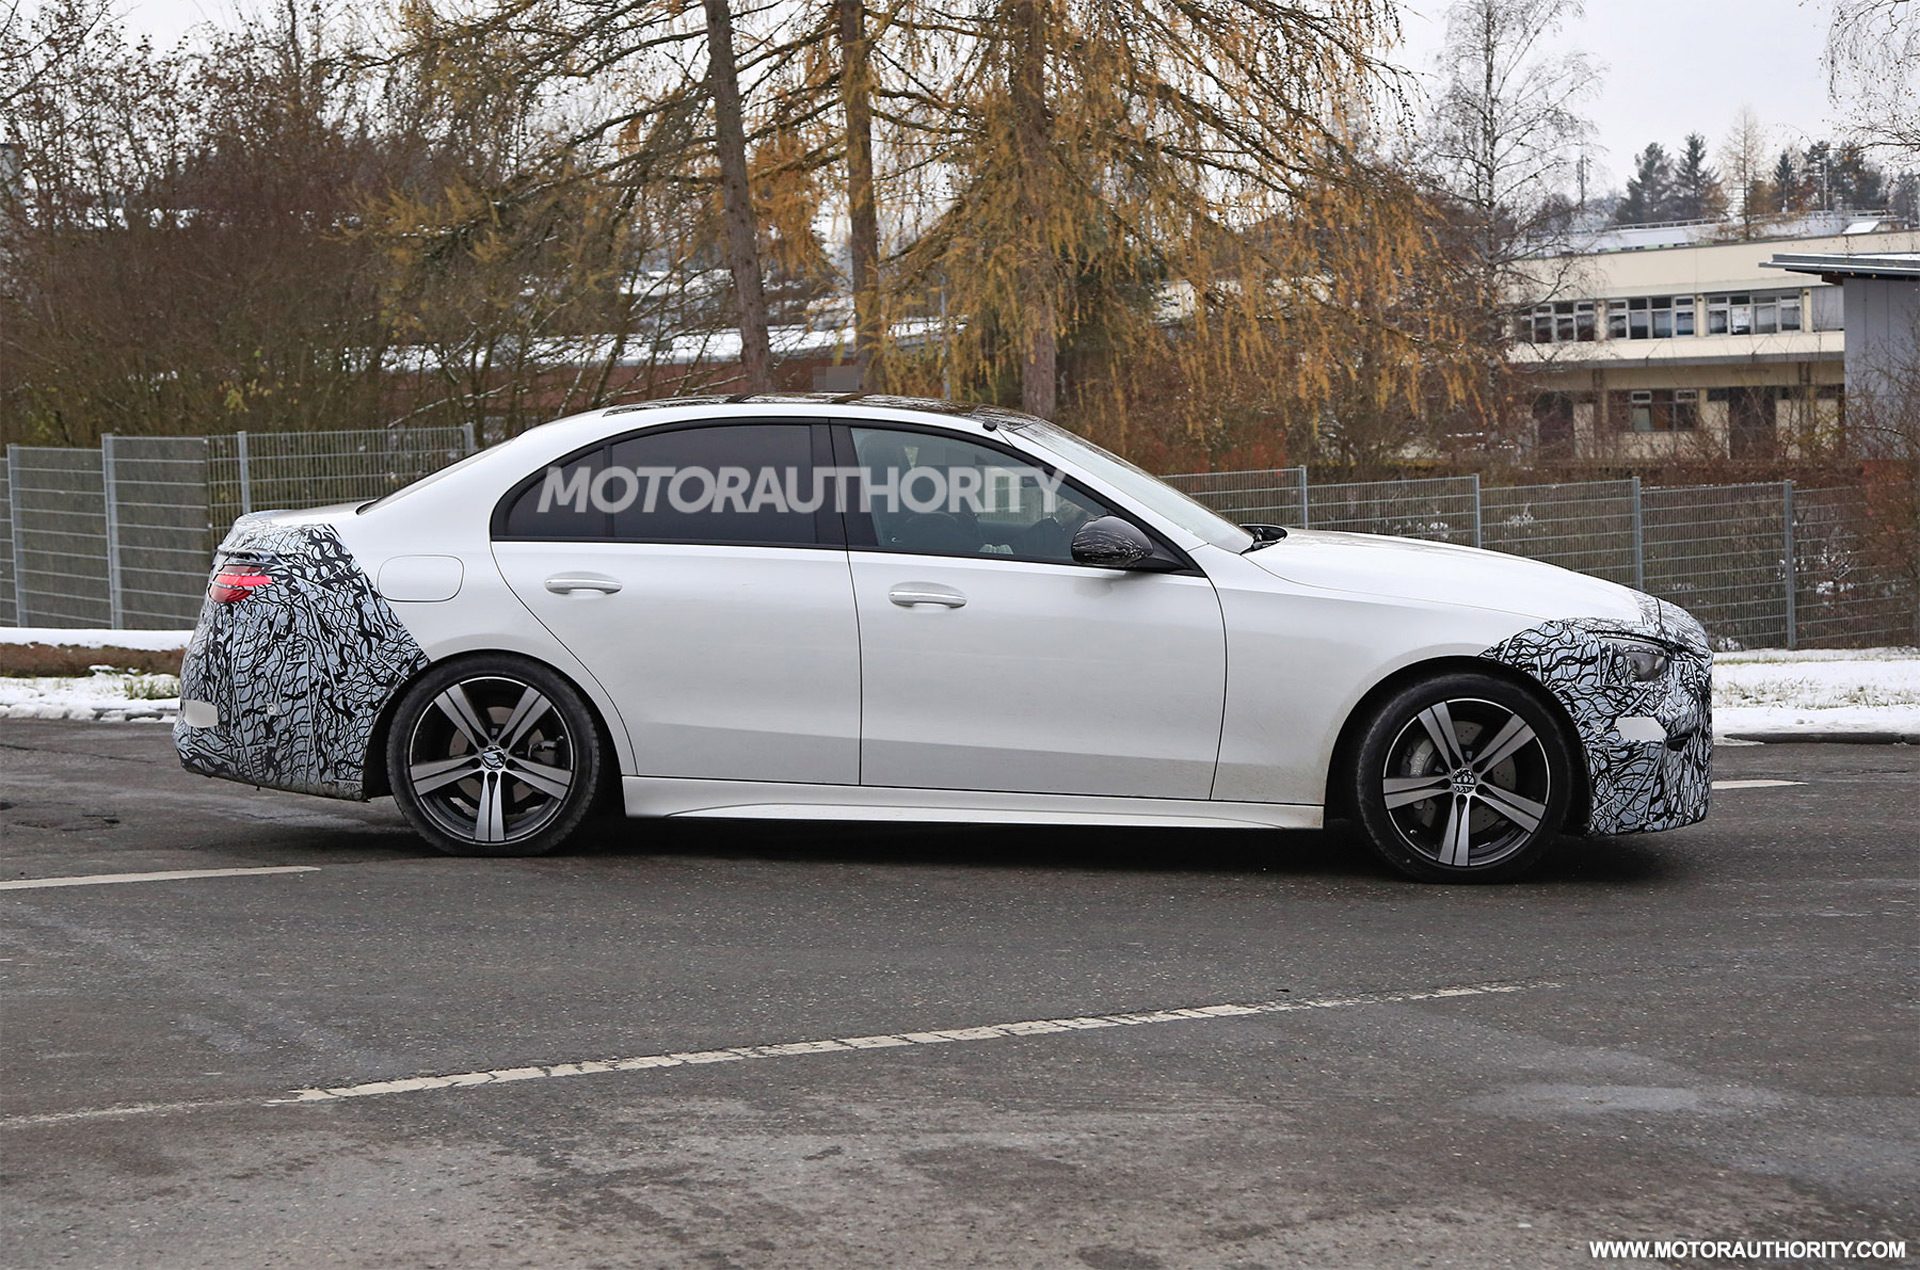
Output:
[[1611, 389, 1700, 432], [1519, 300, 1596, 344], [1608, 296, 1691, 340], [1705, 289, 1803, 336]]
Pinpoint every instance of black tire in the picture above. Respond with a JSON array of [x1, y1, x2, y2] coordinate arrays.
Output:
[[1348, 672, 1574, 883], [385, 654, 603, 857]]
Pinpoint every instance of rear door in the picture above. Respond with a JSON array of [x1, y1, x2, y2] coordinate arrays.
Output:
[[491, 420, 861, 785]]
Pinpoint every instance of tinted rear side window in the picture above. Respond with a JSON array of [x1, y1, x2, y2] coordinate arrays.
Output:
[[499, 447, 609, 540], [608, 424, 820, 546]]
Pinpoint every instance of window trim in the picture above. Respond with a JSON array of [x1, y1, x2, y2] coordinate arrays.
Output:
[[827, 420, 1201, 575], [489, 418, 845, 550]]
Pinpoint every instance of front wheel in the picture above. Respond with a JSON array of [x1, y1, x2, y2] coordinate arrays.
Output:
[[1348, 673, 1574, 883], [386, 656, 604, 857]]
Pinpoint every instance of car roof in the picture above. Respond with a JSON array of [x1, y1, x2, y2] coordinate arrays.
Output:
[[598, 392, 1038, 430]]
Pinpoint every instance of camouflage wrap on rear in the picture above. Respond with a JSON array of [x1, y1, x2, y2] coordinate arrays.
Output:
[[174, 516, 427, 799], [1483, 594, 1712, 836]]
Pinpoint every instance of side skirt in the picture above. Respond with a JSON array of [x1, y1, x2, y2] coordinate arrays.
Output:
[[621, 778, 1323, 830]]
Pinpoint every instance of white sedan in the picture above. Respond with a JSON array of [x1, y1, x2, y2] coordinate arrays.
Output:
[[175, 395, 1711, 881]]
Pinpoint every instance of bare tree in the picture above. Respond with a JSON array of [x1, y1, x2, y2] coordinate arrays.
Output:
[[1827, 0, 1920, 158], [1719, 106, 1771, 238], [1424, 0, 1596, 437], [702, 0, 773, 390]]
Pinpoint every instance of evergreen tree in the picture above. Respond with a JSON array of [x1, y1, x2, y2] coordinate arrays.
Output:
[[1771, 151, 1802, 212], [1832, 143, 1887, 209], [1670, 133, 1724, 221], [1613, 143, 1675, 224]]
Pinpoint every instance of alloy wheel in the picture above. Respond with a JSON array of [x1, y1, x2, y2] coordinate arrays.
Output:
[[1379, 697, 1554, 870], [403, 675, 575, 846]]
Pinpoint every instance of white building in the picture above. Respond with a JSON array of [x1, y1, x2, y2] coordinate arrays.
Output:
[[1510, 215, 1918, 459]]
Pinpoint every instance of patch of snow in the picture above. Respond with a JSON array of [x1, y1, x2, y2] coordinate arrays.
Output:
[[1711, 647, 1920, 738], [0, 671, 179, 723], [0, 627, 193, 651]]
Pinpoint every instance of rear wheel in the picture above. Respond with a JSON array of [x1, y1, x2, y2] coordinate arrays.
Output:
[[386, 656, 603, 857], [1348, 673, 1573, 883]]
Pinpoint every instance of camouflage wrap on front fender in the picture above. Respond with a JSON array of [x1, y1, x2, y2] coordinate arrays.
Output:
[[1483, 594, 1712, 836], [173, 516, 428, 799]]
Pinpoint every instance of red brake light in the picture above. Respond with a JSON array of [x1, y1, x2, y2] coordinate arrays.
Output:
[[209, 566, 273, 603]]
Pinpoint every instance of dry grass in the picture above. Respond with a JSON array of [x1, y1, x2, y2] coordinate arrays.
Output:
[[0, 643, 185, 677]]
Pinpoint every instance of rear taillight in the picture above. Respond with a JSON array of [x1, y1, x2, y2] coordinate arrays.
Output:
[[208, 565, 274, 603]]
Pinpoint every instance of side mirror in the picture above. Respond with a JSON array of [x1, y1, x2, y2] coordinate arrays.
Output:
[[1071, 516, 1162, 569]]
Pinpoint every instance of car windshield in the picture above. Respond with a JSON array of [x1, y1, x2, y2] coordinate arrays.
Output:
[[995, 414, 1254, 552]]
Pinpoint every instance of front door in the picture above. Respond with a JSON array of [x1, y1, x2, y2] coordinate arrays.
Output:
[[839, 423, 1228, 799], [492, 420, 861, 785]]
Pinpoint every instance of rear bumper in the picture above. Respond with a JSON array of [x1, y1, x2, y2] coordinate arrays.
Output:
[[1484, 595, 1712, 836], [174, 516, 426, 800]]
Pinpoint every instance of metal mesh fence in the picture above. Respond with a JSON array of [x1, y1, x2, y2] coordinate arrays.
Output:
[[1161, 467, 1308, 526], [0, 462, 15, 627], [207, 426, 474, 525], [2, 438, 1914, 649], [1305, 476, 1481, 546], [106, 436, 214, 629], [1480, 479, 1641, 588], [1641, 484, 1792, 649], [1791, 486, 1918, 648], [8, 446, 112, 627]]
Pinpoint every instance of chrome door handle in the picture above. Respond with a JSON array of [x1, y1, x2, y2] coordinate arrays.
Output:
[[544, 575, 623, 595], [889, 583, 966, 609]]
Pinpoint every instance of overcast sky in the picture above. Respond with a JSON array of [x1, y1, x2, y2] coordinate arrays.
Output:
[[103, 0, 1844, 191]]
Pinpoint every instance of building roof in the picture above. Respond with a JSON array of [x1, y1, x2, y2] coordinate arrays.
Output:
[[1764, 251, 1920, 282]]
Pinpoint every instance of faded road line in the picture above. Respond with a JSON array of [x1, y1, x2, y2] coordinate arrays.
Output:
[[1711, 779, 1807, 791], [0, 866, 319, 891], [0, 981, 1555, 1130], [279, 980, 1556, 1106]]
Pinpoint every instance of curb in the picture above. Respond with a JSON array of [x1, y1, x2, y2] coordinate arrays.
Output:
[[0, 703, 176, 724], [1720, 731, 1917, 746]]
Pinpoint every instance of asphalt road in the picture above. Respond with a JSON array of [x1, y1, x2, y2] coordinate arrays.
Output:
[[2, 719, 1915, 1269]]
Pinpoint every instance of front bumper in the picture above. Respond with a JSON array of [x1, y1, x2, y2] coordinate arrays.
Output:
[[1483, 595, 1712, 836]]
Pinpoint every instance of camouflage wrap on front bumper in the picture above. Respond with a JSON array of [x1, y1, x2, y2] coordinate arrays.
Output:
[[174, 516, 427, 799], [1483, 594, 1712, 836]]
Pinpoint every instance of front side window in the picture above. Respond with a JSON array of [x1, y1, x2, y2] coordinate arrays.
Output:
[[845, 426, 1122, 565]]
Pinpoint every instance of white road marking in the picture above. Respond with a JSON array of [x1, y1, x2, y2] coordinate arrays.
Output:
[[277, 980, 1555, 1107], [1711, 779, 1806, 791], [0, 866, 319, 892]]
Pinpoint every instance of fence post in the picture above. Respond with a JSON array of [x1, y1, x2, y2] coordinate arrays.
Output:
[[101, 435, 124, 629], [461, 421, 478, 455], [236, 430, 253, 515], [1629, 475, 1645, 592], [1782, 480, 1797, 650], [1469, 473, 1483, 548], [6, 446, 27, 625], [1297, 467, 1310, 530]]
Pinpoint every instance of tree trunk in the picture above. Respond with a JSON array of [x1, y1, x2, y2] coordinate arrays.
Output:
[[703, 0, 773, 392], [1010, 0, 1056, 418], [837, 0, 882, 390]]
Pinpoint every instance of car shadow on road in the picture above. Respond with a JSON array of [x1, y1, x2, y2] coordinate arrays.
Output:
[[563, 813, 1686, 888]]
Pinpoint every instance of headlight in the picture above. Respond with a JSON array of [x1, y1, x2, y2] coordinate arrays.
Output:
[[1604, 636, 1672, 682]]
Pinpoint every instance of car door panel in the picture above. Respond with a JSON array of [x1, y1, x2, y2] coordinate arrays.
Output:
[[491, 420, 860, 786], [849, 555, 1226, 799]]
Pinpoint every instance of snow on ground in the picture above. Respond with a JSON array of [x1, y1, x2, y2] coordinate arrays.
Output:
[[1, 631, 1916, 737], [1713, 648, 1920, 737], [0, 627, 192, 651], [0, 670, 180, 722]]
